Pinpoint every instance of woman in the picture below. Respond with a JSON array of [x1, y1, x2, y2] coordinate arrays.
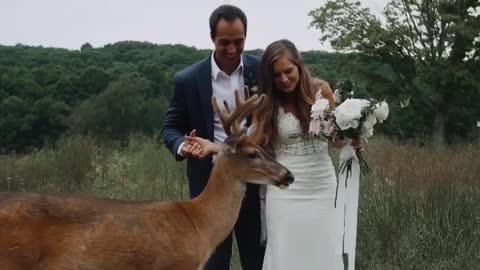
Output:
[[186, 39, 344, 270]]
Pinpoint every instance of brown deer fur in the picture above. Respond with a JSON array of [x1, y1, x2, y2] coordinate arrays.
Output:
[[0, 135, 293, 270]]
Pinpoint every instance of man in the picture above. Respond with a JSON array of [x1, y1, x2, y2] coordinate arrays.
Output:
[[161, 5, 264, 270]]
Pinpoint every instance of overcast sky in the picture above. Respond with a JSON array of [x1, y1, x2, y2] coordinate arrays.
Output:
[[0, 0, 387, 51]]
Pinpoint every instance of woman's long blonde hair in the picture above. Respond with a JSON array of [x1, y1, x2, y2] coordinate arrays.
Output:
[[251, 39, 315, 155]]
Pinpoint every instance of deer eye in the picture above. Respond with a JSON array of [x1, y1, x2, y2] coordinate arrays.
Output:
[[247, 152, 260, 160]]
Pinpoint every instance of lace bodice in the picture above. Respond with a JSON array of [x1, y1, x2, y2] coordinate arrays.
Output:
[[275, 108, 328, 156]]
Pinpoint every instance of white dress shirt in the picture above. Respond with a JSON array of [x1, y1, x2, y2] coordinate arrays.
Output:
[[211, 52, 246, 145], [177, 52, 245, 156]]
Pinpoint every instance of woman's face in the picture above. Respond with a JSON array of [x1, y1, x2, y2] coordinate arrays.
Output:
[[272, 56, 299, 94]]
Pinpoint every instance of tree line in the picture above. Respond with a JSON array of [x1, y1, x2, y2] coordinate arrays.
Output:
[[0, 36, 478, 152]]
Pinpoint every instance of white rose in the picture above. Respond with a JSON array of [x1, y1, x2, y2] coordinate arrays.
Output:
[[361, 120, 374, 139], [373, 101, 389, 123], [365, 114, 377, 126], [334, 99, 370, 130], [333, 89, 342, 104]]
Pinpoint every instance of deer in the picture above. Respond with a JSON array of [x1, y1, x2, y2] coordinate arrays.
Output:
[[0, 91, 294, 270]]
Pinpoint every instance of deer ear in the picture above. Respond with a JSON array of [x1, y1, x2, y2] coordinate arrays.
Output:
[[224, 128, 247, 154]]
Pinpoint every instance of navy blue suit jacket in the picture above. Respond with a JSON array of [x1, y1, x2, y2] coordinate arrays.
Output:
[[162, 54, 260, 198]]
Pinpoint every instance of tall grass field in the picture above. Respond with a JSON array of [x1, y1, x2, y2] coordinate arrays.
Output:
[[1, 135, 479, 269]]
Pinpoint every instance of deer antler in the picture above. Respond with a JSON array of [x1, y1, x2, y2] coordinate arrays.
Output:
[[212, 88, 265, 135]]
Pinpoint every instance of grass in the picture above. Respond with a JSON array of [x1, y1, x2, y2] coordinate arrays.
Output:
[[1, 135, 479, 269], [355, 138, 480, 269]]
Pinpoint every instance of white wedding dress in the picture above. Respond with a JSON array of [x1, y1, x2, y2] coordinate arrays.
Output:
[[262, 108, 344, 270]]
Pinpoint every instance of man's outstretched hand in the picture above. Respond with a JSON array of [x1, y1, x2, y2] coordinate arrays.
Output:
[[180, 130, 201, 157], [185, 132, 221, 159]]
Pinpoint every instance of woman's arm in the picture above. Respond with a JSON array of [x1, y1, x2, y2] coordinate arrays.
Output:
[[311, 78, 335, 109]]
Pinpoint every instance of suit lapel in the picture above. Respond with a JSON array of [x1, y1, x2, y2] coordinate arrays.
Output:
[[242, 55, 258, 127], [243, 55, 253, 84], [197, 57, 214, 140], [197, 54, 258, 140], [242, 55, 259, 93]]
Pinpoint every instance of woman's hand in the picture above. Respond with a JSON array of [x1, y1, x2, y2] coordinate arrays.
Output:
[[184, 135, 221, 159], [351, 138, 365, 153], [328, 138, 365, 152]]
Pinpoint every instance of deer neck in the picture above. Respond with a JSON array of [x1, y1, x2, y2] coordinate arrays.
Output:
[[189, 153, 246, 247]]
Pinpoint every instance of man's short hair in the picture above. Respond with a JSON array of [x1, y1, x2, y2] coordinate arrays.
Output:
[[209, 5, 247, 39]]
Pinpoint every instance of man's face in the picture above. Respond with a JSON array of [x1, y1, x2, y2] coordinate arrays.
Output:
[[212, 18, 245, 68]]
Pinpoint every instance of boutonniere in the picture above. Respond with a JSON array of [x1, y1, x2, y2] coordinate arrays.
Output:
[[244, 71, 259, 96]]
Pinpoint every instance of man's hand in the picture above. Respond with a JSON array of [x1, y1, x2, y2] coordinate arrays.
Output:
[[185, 135, 221, 159], [179, 130, 200, 157]]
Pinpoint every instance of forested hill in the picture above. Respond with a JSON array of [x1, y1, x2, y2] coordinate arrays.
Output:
[[0, 41, 360, 152], [1, 41, 477, 152]]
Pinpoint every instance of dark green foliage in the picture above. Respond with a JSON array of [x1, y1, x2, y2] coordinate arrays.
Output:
[[309, 0, 480, 144], [0, 36, 477, 151], [69, 72, 168, 138], [80, 42, 93, 51], [0, 42, 210, 151]]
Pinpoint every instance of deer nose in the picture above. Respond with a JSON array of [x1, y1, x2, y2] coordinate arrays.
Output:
[[286, 170, 295, 184]]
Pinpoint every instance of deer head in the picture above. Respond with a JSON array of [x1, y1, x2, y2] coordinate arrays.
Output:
[[212, 89, 294, 188]]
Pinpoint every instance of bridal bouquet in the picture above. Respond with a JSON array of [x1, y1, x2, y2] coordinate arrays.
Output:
[[309, 83, 389, 177]]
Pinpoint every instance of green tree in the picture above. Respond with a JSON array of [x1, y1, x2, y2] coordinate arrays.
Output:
[[0, 95, 68, 150], [53, 75, 81, 105], [32, 64, 65, 87], [310, 0, 480, 144], [78, 66, 112, 96], [28, 96, 70, 144], [81, 42, 93, 51], [0, 95, 28, 149], [69, 72, 166, 138]]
